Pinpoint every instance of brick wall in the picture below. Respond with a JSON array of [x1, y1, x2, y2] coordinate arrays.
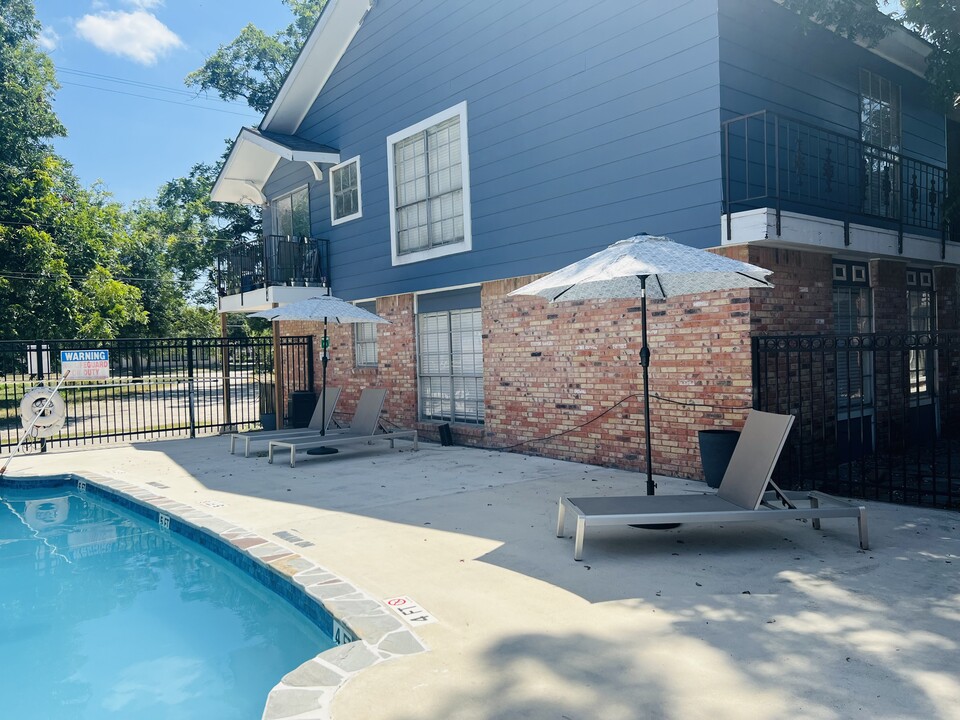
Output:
[[279, 293, 418, 431], [483, 276, 754, 479]]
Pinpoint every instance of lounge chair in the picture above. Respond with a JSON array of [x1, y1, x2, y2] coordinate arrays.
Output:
[[268, 388, 418, 467], [556, 410, 869, 560], [229, 387, 342, 457]]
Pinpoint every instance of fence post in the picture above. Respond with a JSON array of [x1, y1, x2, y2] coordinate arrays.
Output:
[[186, 337, 197, 438], [35, 342, 47, 453], [220, 315, 233, 431]]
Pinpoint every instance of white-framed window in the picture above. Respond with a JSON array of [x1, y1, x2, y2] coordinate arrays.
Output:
[[387, 102, 472, 266], [353, 301, 378, 367], [833, 261, 874, 410], [330, 156, 362, 225], [907, 268, 935, 399], [272, 186, 310, 237]]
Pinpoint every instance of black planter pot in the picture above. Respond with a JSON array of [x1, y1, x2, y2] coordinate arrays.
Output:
[[698, 429, 741, 488]]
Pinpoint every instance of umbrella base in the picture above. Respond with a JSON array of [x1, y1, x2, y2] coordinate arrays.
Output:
[[306, 447, 339, 456], [630, 523, 682, 530]]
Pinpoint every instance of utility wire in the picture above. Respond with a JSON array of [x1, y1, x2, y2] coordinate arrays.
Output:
[[58, 80, 258, 118], [56, 66, 251, 108]]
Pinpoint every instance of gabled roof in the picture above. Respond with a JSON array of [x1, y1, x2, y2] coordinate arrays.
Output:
[[211, 128, 340, 205], [211, 0, 371, 204]]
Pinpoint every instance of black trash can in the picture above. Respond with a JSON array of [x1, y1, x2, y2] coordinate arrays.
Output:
[[698, 429, 741, 488], [288, 391, 318, 428]]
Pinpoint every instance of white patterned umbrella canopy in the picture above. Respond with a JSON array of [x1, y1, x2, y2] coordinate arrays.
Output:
[[509, 233, 774, 496], [509, 234, 773, 301], [250, 295, 387, 442], [249, 296, 388, 324]]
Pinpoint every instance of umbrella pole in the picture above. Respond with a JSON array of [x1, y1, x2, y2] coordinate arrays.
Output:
[[320, 319, 328, 438], [640, 275, 655, 496], [307, 317, 338, 455]]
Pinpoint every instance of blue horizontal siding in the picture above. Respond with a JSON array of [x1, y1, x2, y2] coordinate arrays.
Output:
[[260, 0, 724, 301], [718, 0, 945, 165]]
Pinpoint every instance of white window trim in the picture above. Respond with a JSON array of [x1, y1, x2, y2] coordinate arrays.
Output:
[[270, 184, 311, 237], [387, 101, 473, 266], [329, 156, 362, 226]]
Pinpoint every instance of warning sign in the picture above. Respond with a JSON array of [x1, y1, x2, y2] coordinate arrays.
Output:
[[384, 595, 437, 625], [60, 350, 110, 380]]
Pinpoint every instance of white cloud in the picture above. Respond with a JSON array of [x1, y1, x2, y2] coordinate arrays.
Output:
[[75, 10, 183, 65], [38, 27, 60, 51], [125, 0, 164, 8]]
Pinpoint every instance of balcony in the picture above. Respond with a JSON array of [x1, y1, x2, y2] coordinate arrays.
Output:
[[216, 235, 330, 313], [722, 111, 956, 257]]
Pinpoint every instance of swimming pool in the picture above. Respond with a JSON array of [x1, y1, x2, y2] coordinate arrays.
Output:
[[0, 485, 335, 719]]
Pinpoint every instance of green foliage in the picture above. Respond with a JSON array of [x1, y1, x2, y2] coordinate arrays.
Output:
[[185, 0, 327, 113], [901, 1, 960, 110]]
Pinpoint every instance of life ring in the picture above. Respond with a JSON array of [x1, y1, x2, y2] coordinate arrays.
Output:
[[19, 386, 67, 437]]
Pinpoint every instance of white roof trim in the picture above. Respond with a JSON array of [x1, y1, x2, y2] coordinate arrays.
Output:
[[857, 24, 931, 79], [211, 128, 340, 205], [262, 0, 373, 134]]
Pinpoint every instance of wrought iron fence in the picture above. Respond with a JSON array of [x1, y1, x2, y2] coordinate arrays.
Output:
[[0, 336, 313, 450], [723, 110, 954, 244], [217, 235, 329, 297], [753, 332, 960, 509]]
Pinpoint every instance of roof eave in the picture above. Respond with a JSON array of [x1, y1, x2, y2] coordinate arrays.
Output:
[[261, 0, 373, 134]]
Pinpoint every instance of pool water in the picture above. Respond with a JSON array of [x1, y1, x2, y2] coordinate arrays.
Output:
[[0, 488, 334, 719]]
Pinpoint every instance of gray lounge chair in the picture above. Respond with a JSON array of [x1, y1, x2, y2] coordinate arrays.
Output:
[[229, 387, 342, 457], [268, 388, 418, 467], [556, 410, 869, 560]]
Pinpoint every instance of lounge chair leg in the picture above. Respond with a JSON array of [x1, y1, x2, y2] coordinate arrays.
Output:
[[574, 516, 586, 561], [858, 508, 870, 550], [413, 433, 418, 450], [244, 438, 251, 458], [810, 494, 822, 530], [289, 448, 296, 468], [267, 445, 274, 464], [556, 498, 566, 538], [230, 437, 236, 455]]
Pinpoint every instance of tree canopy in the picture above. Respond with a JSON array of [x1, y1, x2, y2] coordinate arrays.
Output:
[[185, 0, 328, 114]]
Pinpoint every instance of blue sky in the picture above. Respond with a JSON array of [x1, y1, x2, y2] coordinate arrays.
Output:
[[35, 0, 291, 206]]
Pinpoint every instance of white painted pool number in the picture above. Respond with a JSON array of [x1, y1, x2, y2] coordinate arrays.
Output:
[[384, 595, 437, 625], [158, 513, 170, 530]]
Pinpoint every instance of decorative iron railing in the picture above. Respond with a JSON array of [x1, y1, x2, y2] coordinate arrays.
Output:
[[217, 235, 329, 297], [722, 111, 955, 245]]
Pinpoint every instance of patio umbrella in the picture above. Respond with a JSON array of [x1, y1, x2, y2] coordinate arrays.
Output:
[[509, 233, 773, 495], [251, 296, 388, 449]]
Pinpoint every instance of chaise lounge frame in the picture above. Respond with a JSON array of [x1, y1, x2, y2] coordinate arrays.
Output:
[[556, 411, 869, 560]]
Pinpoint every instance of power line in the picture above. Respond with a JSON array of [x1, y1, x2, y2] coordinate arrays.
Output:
[[55, 66, 252, 109], [58, 80, 258, 119]]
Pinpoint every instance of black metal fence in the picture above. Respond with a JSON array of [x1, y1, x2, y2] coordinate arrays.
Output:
[[723, 110, 954, 246], [753, 332, 960, 509], [0, 336, 313, 450]]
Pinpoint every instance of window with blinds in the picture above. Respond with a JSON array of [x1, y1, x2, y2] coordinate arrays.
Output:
[[417, 307, 484, 424], [388, 103, 472, 265]]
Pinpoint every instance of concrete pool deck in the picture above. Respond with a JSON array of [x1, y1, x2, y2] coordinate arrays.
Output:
[[6, 437, 960, 720]]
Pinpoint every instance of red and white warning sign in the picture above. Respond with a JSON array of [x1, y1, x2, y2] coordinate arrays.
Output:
[[384, 595, 437, 625]]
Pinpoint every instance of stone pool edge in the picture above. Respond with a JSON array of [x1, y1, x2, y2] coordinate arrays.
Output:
[[1, 472, 428, 720]]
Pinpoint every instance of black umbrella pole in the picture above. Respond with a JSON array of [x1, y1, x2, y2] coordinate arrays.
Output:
[[320, 322, 328, 437], [640, 276, 655, 496]]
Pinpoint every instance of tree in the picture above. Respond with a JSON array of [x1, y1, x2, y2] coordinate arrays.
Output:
[[781, 1, 960, 110], [900, 1, 960, 110], [185, 0, 328, 114]]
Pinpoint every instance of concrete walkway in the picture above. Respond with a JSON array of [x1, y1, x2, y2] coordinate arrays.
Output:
[[6, 437, 960, 720]]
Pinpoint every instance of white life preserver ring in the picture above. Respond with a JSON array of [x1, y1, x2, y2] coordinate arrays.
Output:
[[19, 386, 67, 437]]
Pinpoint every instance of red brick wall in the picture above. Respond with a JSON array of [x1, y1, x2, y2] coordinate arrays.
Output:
[[279, 294, 418, 431], [483, 276, 754, 479]]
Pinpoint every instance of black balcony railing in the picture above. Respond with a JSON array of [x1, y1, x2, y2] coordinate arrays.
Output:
[[722, 111, 956, 249], [217, 235, 329, 297]]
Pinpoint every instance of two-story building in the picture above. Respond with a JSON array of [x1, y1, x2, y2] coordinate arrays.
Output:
[[211, 0, 958, 485]]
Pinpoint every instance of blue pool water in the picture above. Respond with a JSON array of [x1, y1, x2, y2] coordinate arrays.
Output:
[[0, 487, 334, 719]]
